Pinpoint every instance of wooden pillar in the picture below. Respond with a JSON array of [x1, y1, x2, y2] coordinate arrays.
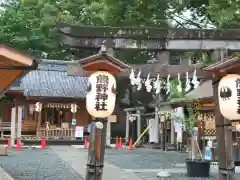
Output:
[[170, 118, 175, 145], [51, 108, 54, 124], [160, 114, 166, 151], [37, 111, 42, 137], [213, 78, 235, 179], [44, 109, 47, 124]]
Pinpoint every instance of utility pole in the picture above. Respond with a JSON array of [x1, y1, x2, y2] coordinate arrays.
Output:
[[85, 118, 107, 180]]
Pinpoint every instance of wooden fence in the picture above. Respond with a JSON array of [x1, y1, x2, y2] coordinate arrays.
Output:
[[38, 128, 75, 139]]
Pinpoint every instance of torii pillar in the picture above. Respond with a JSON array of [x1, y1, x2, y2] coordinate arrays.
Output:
[[67, 46, 130, 180]]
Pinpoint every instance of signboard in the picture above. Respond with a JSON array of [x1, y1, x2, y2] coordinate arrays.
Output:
[[88, 124, 91, 132], [204, 149, 212, 160], [71, 119, 76, 125], [75, 126, 84, 138]]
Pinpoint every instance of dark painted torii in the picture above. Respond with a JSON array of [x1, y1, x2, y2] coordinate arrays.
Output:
[[57, 23, 240, 51]]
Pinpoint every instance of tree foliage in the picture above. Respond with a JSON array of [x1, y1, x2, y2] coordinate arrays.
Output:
[[0, 0, 239, 61], [0, 0, 170, 61]]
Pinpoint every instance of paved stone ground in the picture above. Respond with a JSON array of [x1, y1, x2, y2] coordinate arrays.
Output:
[[51, 146, 140, 180], [2, 146, 240, 180], [0, 148, 83, 180]]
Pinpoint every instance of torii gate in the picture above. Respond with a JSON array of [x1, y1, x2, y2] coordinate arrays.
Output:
[[57, 25, 240, 179]]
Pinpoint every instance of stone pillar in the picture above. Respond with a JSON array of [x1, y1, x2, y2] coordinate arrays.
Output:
[[106, 116, 111, 146], [137, 110, 141, 138], [17, 106, 23, 143], [11, 107, 16, 145], [155, 107, 160, 143], [125, 112, 129, 143], [211, 48, 227, 62]]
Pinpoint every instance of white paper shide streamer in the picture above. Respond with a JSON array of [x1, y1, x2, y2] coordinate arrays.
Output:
[[145, 73, 152, 92], [129, 69, 135, 85], [192, 69, 200, 89], [166, 74, 171, 94], [185, 71, 191, 92], [177, 73, 182, 93], [135, 70, 142, 90], [154, 74, 161, 94]]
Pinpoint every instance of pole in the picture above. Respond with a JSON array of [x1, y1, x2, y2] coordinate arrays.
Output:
[[86, 117, 107, 180], [161, 121, 165, 151], [213, 78, 235, 180], [133, 125, 150, 148], [37, 111, 41, 138]]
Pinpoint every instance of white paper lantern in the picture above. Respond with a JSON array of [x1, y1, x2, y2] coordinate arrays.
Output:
[[218, 74, 240, 120], [86, 71, 116, 118], [71, 104, 77, 113], [35, 102, 42, 112]]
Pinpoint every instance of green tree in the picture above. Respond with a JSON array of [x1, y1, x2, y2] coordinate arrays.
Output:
[[0, 0, 172, 61], [0, 0, 105, 59]]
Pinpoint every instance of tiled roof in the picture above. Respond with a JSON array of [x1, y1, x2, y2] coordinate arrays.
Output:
[[21, 60, 88, 98], [185, 80, 213, 100], [203, 56, 240, 72]]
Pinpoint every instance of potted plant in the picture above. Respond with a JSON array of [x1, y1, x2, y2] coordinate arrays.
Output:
[[184, 103, 210, 178]]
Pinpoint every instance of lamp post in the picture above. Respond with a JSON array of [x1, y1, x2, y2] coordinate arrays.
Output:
[[71, 104, 78, 139], [35, 102, 42, 138], [85, 70, 117, 180], [70, 104, 77, 125]]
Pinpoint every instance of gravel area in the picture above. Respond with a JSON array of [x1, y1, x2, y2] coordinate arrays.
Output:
[[0, 149, 83, 180], [103, 148, 240, 180], [136, 172, 217, 180], [104, 148, 188, 169], [135, 172, 240, 180]]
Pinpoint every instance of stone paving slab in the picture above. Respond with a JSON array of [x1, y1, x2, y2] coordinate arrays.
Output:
[[50, 146, 142, 180], [0, 167, 14, 180]]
